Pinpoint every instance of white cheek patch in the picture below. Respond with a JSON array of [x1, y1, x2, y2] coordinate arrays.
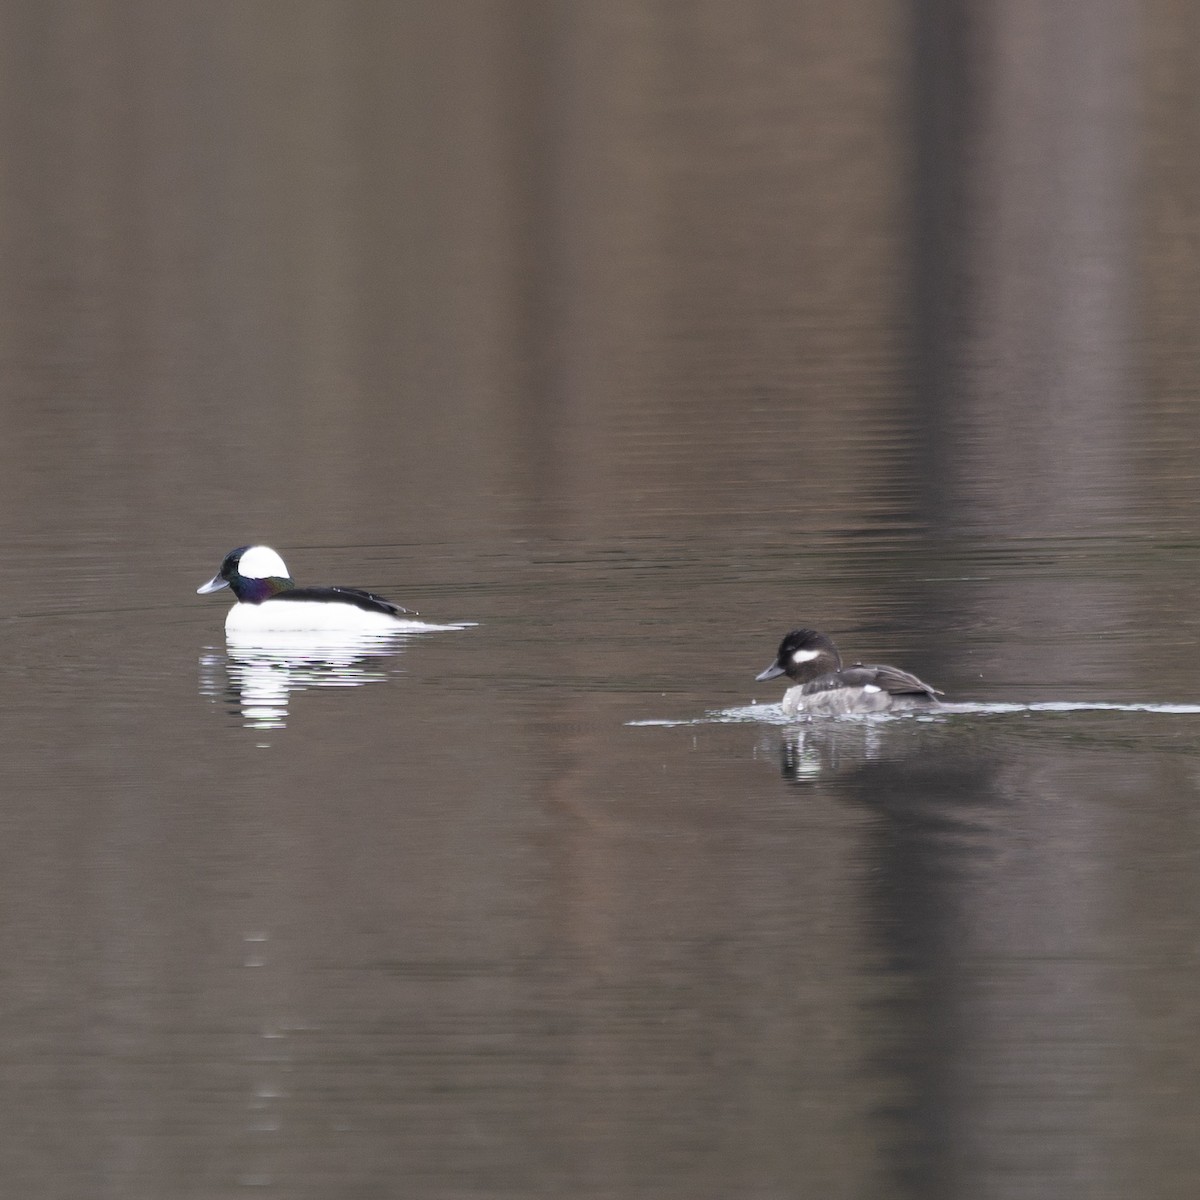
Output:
[[239, 545, 290, 579], [791, 648, 822, 665]]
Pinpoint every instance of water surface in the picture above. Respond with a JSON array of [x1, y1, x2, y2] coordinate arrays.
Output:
[[1, 4, 1200, 1199]]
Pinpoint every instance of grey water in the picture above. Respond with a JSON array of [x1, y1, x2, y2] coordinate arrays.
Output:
[[2, 3, 1200, 1198]]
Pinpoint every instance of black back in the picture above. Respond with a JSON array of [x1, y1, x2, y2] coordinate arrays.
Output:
[[273, 586, 410, 617]]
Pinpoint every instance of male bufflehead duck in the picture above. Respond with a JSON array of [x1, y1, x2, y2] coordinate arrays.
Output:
[[755, 628, 942, 716], [197, 545, 413, 634]]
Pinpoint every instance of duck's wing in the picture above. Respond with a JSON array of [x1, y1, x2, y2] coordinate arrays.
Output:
[[849, 662, 943, 698], [275, 586, 414, 617]]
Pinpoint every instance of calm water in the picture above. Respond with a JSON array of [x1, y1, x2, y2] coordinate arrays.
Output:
[[2, 3, 1200, 1198]]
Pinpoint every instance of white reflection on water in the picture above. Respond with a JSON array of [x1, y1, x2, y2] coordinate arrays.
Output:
[[199, 621, 471, 730]]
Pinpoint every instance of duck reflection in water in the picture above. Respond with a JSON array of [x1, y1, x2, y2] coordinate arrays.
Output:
[[777, 720, 891, 783], [199, 630, 409, 731]]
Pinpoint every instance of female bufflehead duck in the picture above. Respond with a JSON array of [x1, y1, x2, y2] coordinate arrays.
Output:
[[755, 628, 942, 716], [197, 545, 413, 634]]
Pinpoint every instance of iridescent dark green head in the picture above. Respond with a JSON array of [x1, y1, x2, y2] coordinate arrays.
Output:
[[197, 545, 295, 604]]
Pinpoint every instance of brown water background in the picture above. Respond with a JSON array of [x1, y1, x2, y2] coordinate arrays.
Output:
[[1, 3, 1200, 1197]]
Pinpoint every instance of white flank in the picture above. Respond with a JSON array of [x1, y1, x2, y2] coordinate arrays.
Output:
[[238, 545, 291, 579], [791, 648, 822, 664], [863, 684, 882, 693], [226, 599, 401, 634]]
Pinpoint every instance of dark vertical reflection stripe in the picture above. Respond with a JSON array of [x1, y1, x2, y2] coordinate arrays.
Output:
[[903, 3, 1137, 1197], [910, 0, 977, 532]]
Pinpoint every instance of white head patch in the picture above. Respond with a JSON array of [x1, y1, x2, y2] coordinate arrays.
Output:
[[238, 545, 290, 580], [791, 648, 822, 665]]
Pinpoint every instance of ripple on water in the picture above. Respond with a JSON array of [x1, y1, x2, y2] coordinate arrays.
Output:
[[628, 700, 1200, 728]]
